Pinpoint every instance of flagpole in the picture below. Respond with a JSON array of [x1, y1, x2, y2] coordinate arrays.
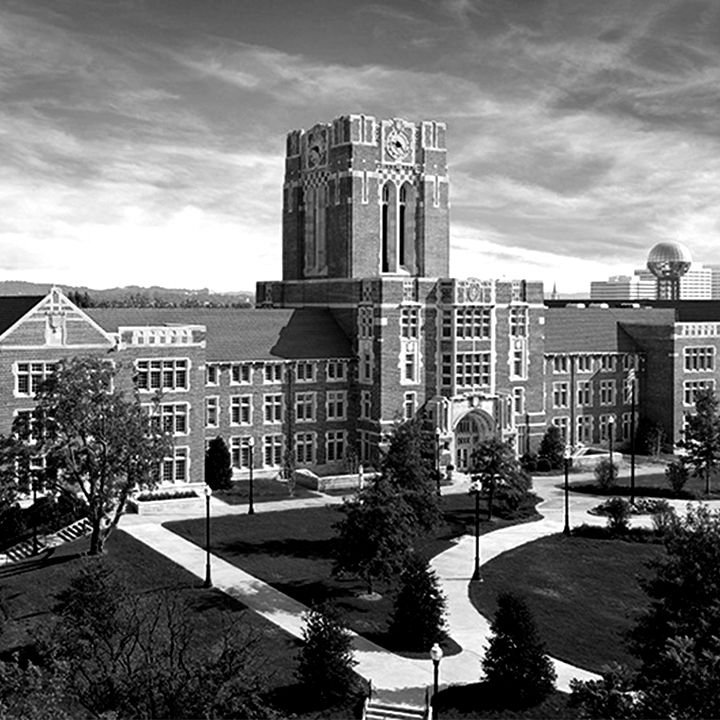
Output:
[[630, 369, 636, 505]]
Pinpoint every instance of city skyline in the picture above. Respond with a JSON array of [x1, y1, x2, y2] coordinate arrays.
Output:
[[2, 0, 719, 294]]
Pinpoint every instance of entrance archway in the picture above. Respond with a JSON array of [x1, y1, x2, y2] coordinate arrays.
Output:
[[454, 411, 495, 472]]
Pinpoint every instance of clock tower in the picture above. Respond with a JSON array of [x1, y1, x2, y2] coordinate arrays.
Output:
[[281, 114, 449, 281]]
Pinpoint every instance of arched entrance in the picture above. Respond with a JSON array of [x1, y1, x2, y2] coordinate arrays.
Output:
[[454, 411, 495, 472]]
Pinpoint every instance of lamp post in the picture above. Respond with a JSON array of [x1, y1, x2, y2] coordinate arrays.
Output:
[[31, 472, 39, 555], [203, 485, 213, 588], [608, 417, 615, 467], [248, 436, 255, 515], [469, 479, 482, 581], [563, 446, 572, 535], [435, 428, 442, 496], [430, 643, 443, 719]]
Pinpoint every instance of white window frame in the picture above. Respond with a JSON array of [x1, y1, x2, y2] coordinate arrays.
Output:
[[231, 395, 253, 426]]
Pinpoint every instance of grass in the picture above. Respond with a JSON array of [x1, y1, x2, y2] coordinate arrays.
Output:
[[213, 477, 319, 505], [165, 492, 541, 659], [569, 470, 720, 500], [469, 534, 663, 672], [0, 530, 362, 719], [436, 685, 575, 719]]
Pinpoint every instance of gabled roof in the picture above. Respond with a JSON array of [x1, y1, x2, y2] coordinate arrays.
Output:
[[544, 306, 676, 354], [86, 307, 353, 361], [0, 296, 44, 337]]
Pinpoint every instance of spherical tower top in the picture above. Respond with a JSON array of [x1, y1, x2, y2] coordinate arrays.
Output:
[[646, 241, 692, 280]]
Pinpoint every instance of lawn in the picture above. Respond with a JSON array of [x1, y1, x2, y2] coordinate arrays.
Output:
[[165, 492, 541, 658], [0, 530, 362, 719], [213, 476, 319, 505], [568, 469, 720, 500], [469, 533, 664, 672]]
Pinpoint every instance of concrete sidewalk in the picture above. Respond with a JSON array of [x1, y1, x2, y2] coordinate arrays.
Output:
[[119, 466, 674, 706]]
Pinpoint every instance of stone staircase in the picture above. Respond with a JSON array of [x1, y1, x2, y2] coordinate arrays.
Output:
[[363, 698, 428, 720], [0, 517, 93, 564]]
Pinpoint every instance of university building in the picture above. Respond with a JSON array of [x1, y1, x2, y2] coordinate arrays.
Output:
[[1, 114, 720, 485]]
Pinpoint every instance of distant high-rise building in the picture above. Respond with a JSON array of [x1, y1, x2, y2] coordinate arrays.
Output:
[[590, 275, 655, 300]]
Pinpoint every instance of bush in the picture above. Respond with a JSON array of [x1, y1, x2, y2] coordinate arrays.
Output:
[[604, 497, 631, 534], [520, 452, 538, 472], [651, 500, 677, 536], [594, 459, 618, 490], [482, 592, 556, 708], [665, 461, 689, 494], [536, 457, 552, 473], [538, 425, 565, 469], [205, 436, 233, 491]]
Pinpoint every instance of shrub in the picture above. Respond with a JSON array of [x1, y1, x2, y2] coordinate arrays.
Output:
[[205, 436, 233, 491], [651, 500, 678, 536], [538, 425, 565, 469], [594, 459, 619, 490], [536, 457, 551, 473], [520, 452, 538, 472], [605, 497, 631, 534], [665, 461, 689, 495], [482, 592, 556, 708]]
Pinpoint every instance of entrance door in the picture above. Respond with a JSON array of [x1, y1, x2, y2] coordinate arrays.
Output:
[[455, 416, 481, 472]]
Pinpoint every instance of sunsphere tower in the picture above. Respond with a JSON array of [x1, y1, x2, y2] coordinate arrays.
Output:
[[646, 241, 692, 300]]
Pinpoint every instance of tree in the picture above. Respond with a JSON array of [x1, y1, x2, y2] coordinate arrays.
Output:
[[538, 425, 565, 470], [297, 603, 358, 707], [594, 458, 618, 490], [389, 552, 447, 652], [332, 475, 416, 594], [469, 437, 532, 519], [482, 592, 556, 708], [52, 557, 275, 719], [205, 436, 233, 491], [569, 663, 639, 719], [681, 387, 720, 495], [16, 357, 171, 555], [665, 460, 689, 494], [381, 416, 441, 534], [635, 417, 666, 458]]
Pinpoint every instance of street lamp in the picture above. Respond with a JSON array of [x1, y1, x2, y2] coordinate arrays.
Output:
[[31, 472, 39, 555], [435, 428, 442, 496], [203, 485, 213, 588], [608, 417, 615, 467], [248, 436, 256, 515], [469, 479, 482, 581], [430, 643, 443, 719], [563, 446, 572, 535]]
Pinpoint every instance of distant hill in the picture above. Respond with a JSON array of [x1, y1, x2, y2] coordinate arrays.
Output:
[[0, 282, 255, 308]]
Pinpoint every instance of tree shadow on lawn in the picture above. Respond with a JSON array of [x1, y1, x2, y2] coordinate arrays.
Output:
[[216, 536, 337, 560]]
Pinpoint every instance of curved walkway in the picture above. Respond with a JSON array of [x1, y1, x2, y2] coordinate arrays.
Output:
[[119, 466, 680, 706]]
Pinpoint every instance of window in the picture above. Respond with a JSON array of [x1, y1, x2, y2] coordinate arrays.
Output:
[[456, 352, 491, 388], [263, 394, 283, 423], [16, 362, 56, 396], [296, 362, 316, 383], [553, 417, 569, 442], [162, 447, 188, 483], [684, 380, 715, 406], [231, 363, 252, 384], [206, 397, 219, 428], [599, 380, 616, 406], [360, 348, 373, 384], [621, 412, 633, 441], [206, 364, 220, 386], [326, 391, 346, 421], [577, 415, 593, 444], [360, 390, 372, 420], [136, 359, 188, 391], [160, 403, 188, 435], [358, 306, 373, 339], [552, 357, 568, 374], [512, 387, 525, 414], [326, 430, 346, 462], [622, 355, 637, 372], [553, 382, 569, 408], [326, 361, 346, 382], [511, 340, 527, 378], [509, 307, 528, 337], [441, 354, 453, 387], [230, 437, 253, 469], [296, 392, 316, 422], [623, 375, 636, 404], [577, 356, 593, 373], [264, 363, 283, 384], [403, 349, 418, 383], [231, 396, 252, 425], [295, 432, 315, 465], [403, 392, 416, 420], [400, 308, 420, 338], [600, 356, 616, 372], [577, 380, 592, 407], [442, 310, 453, 338], [684, 347, 715, 372], [455, 307, 491, 339], [358, 429, 373, 465], [263, 435, 283, 467]]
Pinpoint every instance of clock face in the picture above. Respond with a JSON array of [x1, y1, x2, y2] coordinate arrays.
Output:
[[385, 130, 411, 161]]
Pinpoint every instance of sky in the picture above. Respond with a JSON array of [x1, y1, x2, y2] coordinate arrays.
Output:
[[2, 0, 720, 294]]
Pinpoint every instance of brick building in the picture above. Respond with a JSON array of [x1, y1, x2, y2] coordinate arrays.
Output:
[[2, 115, 720, 487]]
